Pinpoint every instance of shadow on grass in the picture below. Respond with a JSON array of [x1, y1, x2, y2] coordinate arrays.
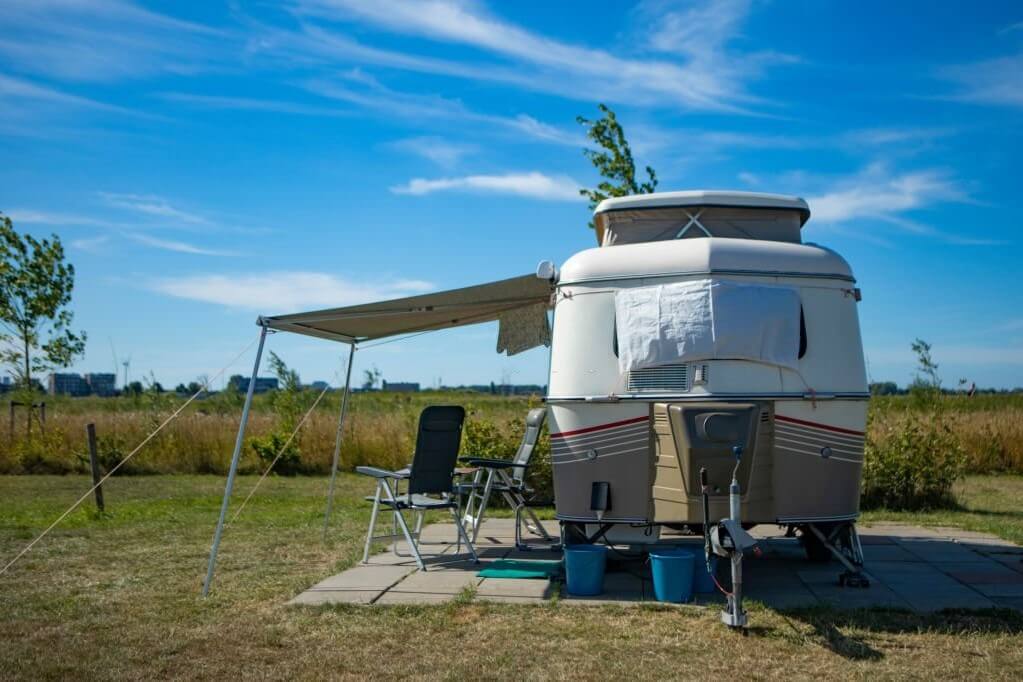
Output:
[[775, 606, 1023, 661]]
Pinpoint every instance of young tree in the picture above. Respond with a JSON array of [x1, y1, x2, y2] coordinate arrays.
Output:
[[0, 214, 86, 434], [577, 103, 658, 228], [362, 366, 382, 391]]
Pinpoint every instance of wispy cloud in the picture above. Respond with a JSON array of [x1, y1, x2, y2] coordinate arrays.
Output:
[[69, 234, 110, 253], [150, 272, 435, 312], [0, 0, 223, 82], [807, 163, 966, 225], [5, 208, 118, 228], [0, 73, 133, 113], [389, 136, 477, 167], [286, 0, 785, 111], [801, 163, 1003, 245], [99, 192, 210, 225], [939, 51, 1023, 108], [390, 171, 583, 201], [127, 233, 239, 257], [157, 92, 351, 117], [307, 72, 580, 145]]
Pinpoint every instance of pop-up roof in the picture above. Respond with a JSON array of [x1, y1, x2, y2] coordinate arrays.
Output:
[[593, 190, 810, 247]]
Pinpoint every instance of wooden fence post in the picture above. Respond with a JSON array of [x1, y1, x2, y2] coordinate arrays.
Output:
[[86, 423, 105, 512]]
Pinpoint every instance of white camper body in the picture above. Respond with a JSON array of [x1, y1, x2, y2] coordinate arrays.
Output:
[[547, 192, 868, 542]]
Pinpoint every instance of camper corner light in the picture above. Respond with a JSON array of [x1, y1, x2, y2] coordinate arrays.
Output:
[[536, 260, 557, 282]]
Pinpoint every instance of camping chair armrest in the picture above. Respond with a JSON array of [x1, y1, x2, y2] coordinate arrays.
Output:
[[459, 457, 518, 469], [355, 466, 407, 479]]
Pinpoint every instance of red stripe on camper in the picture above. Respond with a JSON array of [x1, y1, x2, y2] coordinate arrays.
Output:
[[550, 416, 649, 439], [775, 415, 865, 437]]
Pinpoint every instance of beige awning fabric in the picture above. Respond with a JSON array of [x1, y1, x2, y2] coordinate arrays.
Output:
[[262, 274, 554, 347]]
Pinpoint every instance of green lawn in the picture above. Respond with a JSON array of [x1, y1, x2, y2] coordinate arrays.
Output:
[[2, 474, 1022, 680]]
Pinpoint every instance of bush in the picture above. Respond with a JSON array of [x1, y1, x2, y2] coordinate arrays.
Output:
[[249, 432, 303, 476], [861, 412, 967, 510], [461, 413, 553, 502]]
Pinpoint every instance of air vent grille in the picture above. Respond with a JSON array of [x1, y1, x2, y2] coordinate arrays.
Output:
[[627, 364, 688, 393]]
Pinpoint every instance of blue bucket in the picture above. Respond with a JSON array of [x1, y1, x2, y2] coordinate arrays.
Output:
[[564, 544, 608, 596], [687, 549, 718, 593], [649, 549, 696, 603]]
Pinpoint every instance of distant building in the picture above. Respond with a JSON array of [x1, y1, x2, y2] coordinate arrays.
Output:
[[49, 373, 90, 396], [228, 375, 279, 393], [85, 373, 117, 397], [0, 376, 10, 394], [307, 380, 330, 391], [382, 380, 420, 392]]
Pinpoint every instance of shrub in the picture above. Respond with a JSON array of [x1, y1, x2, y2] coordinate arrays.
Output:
[[462, 413, 553, 502], [249, 432, 302, 476], [861, 412, 967, 510]]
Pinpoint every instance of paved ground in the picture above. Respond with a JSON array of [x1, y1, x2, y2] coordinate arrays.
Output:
[[291, 519, 1023, 611]]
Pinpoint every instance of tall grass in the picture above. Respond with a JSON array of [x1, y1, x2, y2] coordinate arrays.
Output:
[[1, 392, 1021, 477], [0, 391, 542, 477]]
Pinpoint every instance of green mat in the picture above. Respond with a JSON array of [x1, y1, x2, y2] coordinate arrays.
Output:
[[478, 559, 563, 579]]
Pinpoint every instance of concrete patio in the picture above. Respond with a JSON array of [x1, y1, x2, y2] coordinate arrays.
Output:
[[290, 519, 1023, 612]]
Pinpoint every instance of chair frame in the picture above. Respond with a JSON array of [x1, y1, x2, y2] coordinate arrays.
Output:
[[459, 408, 555, 550], [359, 466, 478, 570]]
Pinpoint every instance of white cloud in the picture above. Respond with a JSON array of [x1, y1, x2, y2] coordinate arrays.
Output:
[[0, 73, 131, 113], [127, 233, 239, 257], [806, 163, 966, 225], [389, 136, 477, 167], [390, 172, 583, 201], [151, 272, 435, 312], [69, 234, 111, 253], [737, 171, 760, 186], [0, 0, 223, 82], [307, 73, 580, 145], [939, 50, 1023, 108], [288, 0, 785, 111], [5, 208, 117, 228], [157, 92, 351, 117], [99, 192, 210, 225]]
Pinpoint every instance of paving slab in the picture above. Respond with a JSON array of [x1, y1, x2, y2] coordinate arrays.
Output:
[[477, 577, 555, 602], [290, 519, 1023, 613], [309, 565, 414, 590], [894, 538, 994, 563]]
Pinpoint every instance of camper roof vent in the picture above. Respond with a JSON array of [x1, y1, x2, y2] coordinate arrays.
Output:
[[627, 364, 688, 393]]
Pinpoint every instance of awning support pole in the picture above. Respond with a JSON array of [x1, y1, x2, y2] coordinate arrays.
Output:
[[201, 322, 268, 598], [323, 342, 356, 541]]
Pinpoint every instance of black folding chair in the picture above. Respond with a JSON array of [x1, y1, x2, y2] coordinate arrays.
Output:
[[357, 406, 478, 570], [460, 408, 555, 550]]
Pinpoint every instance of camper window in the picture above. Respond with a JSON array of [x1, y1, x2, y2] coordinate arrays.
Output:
[[798, 306, 807, 359]]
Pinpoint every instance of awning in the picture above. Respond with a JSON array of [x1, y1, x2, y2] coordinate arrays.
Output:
[[262, 274, 554, 349]]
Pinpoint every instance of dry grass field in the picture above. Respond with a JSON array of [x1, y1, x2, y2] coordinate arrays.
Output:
[[2, 392, 1021, 478], [2, 474, 1023, 680]]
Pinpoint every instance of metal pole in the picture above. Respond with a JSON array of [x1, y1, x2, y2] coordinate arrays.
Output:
[[322, 342, 356, 540], [201, 323, 268, 598]]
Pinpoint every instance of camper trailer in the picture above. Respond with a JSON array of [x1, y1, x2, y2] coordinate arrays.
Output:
[[546, 191, 869, 567]]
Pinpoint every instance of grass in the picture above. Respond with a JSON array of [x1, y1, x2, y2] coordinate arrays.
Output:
[[862, 474, 1023, 545], [3, 474, 1023, 680], [3, 392, 1022, 478]]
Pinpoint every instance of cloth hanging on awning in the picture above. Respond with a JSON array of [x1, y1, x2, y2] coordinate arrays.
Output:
[[262, 274, 554, 353], [496, 302, 551, 356], [614, 279, 801, 373]]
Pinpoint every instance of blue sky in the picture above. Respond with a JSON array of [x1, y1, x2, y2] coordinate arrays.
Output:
[[1, 0, 1021, 390]]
